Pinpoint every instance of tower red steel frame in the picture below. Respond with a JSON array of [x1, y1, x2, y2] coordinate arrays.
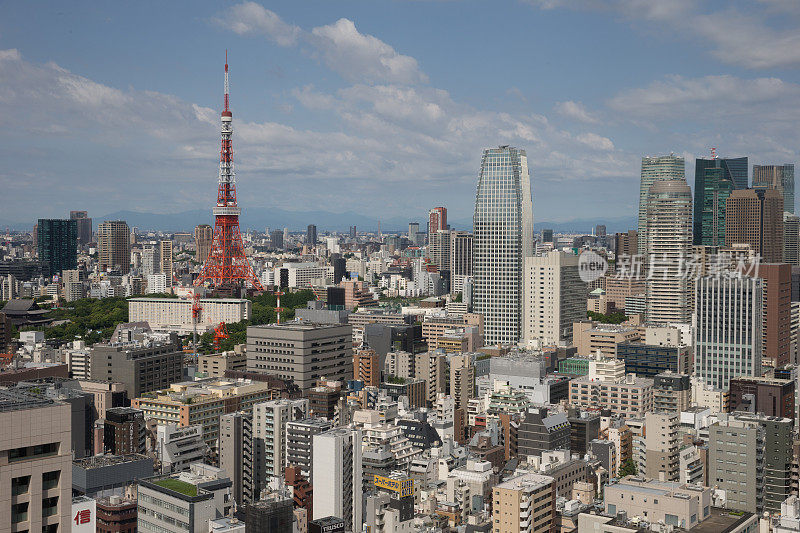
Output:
[[196, 53, 263, 291]]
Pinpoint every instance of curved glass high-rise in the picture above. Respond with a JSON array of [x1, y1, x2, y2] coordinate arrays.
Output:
[[472, 146, 533, 345]]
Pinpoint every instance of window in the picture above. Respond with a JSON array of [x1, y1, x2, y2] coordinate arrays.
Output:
[[12, 475, 31, 496]]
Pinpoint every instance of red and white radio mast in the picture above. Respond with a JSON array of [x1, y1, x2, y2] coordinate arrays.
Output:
[[195, 52, 263, 291]]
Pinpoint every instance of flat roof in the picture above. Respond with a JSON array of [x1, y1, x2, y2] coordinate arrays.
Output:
[[0, 388, 55, 412]]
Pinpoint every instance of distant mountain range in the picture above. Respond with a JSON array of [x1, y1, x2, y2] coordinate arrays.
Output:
[[1, 210, 637, 235]]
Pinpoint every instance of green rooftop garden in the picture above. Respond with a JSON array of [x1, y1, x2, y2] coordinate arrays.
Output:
[[153, 478, 197, 497]]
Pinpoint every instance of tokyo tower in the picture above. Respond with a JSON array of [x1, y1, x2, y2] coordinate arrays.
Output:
[[195, 53, 264, 291]]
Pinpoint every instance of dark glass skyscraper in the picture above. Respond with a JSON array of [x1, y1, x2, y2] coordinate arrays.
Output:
[[693, 156, 747, 245], [37, 218, 78, 277]]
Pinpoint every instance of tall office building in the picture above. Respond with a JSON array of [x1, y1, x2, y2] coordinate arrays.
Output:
[[36, 218, 77, 277], [159, 240, 173, 287], [725, 188, 783, 263], [757, 264, 791, 367], [450, 231, 473, 295], [429, 229, 451, 272], [349, 226, 357, 238], [0, 390, 73, 532], [269, 230, 284, 249], [428, 207, 447, 236], [693, 157, 737, 246], [542, 229, 554, 243], [473, 146, 534, 345], [694, 275, 763, 390], [312, 427, 363, 533], [522, 250, 586, 346], [70, 210, 93, 245], [194, 224, 213, 263], [614, 230, 638, 262], [784, 212, 800, 265], [306, 224, 317, 245], [754, 164, 795, 213], [645, 180, 693, 324], [638, 154, 685, 255], [98, 220, 131, 274]]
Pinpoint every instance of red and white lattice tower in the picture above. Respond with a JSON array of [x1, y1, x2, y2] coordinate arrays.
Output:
[[196, 52, 263, 291]]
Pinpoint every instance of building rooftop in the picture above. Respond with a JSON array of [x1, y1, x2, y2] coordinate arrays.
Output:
[[73, 453, 151, 469], [0, 388, 55, 412], [494, 472, 553, 492], [152, 478, 197, 497], [249, 321, 348, 331]]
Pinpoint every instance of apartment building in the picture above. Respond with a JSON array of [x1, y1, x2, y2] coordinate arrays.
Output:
[[492, 472, 555, 533], [132, 378, 273, 459]]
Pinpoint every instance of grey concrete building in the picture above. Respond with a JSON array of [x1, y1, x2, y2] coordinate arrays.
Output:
[[247, 322, 353, 392], [72, 453, 154, 496], [286, 417, 332, 482], [137, 464, 233, 532], [90, 332, 184, 398], [644, 412, 680, 482], [518, 407, 570, 459], [219, 410, 254, 505], [0, 389, 73, 532], [709, 412, 794, 514]]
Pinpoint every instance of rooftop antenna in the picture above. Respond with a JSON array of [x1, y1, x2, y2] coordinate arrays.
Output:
[[710, 147, 717, 160]]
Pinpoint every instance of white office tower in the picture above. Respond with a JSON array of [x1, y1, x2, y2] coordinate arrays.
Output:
[[694, 275, 763, 390], [522, 250, 586, 347], [253, 399, 309, 481], [312, 427, 363, 533], [784, 212, 800, 265], [473, 146, 534, 345], [450, 231, 473, 295], [637, 154, 685, 256], [645, 179, 693, 324]]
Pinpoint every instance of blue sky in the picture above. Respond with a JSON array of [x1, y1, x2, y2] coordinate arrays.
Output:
[[1, 0, 800, 228]]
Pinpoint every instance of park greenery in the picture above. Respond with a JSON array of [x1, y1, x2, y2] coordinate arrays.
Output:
[[15, 289, 317, 351], [587, 310, 628, 324]]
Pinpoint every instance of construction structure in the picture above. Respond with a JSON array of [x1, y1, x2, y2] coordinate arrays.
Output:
[[195, 53, 263, 291]]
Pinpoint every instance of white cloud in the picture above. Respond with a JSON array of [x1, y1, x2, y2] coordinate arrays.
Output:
[[554, 100, 599, 124], [576, 132, 614, 151], [608, 73, 800, 164], [217, 1, 300, 46], [219, 3, 427, 85], [309, 18, 427, 85], [524, 0, 800, 69]]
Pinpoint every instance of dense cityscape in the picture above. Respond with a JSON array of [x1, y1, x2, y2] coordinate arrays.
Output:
[[3, 2, 800, 533]]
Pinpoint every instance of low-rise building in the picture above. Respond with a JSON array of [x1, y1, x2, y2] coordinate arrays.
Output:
[[604, 477, 712, 530], [128, 297, 251, 335], [137, 464, 233, 532]]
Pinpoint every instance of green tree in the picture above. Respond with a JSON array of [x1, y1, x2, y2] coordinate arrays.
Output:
[[618, 458, 637, 478], [587, 310, 628, 324]]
